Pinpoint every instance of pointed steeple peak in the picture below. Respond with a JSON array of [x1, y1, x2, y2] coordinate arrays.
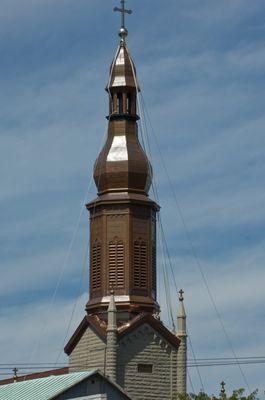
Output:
[[177, 289, 187, 336], [107, 42, 139, 92]]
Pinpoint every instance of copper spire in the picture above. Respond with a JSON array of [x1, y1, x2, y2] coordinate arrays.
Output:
[[93, 31, 152, 196], [107, 43, 139, 92], [86, 4, 159, 318]]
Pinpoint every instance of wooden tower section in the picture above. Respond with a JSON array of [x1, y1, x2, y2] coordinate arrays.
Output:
[[85, 41, 160, 321]]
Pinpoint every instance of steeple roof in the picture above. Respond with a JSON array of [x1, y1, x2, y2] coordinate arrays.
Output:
[[107, 42, 139, 91], [86, 1, 159, 317], [93, 37, 152, 197]]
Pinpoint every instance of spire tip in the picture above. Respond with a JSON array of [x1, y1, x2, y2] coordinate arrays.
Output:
[[179, 289, 184, 302], [114, 0, 132, 42]]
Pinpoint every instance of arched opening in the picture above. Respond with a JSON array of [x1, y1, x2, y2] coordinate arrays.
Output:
[[91, 240, 101, 291], [117, 93, 123, 114], [108, 238, 125, 290], [133, 239, 148, 289], [126, 94, 132, 114]]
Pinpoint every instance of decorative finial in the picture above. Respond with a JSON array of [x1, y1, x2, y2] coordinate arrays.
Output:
[[179, 289, 184, 302], [113, 0, 132, 42], [13, 367, 18, 382], [220, 381, 226, 396]]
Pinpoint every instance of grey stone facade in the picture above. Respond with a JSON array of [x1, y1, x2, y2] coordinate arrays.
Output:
[[69, 327, 106, 373], [69, 322, 182, 400]]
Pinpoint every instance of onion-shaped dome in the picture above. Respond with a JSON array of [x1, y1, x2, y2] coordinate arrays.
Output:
[[93, 41, 152, 196], [93, 120, 152, 195]]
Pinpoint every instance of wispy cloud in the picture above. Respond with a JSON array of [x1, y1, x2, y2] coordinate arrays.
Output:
[[1, 0, 264, 394]]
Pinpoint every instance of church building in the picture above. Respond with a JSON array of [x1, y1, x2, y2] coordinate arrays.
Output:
[[64, 1, 188, 399]]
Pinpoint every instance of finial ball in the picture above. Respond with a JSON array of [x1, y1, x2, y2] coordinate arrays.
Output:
[[119, 27, 128, 39]]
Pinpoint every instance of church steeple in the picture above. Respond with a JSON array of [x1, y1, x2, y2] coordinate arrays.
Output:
[[66, 5, 187, 398], [93, 40, 152, 196], [107, 42, 138, 118], [86, 3, 159, 319]]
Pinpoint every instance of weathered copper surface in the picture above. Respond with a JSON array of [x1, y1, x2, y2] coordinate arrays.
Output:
[[93, 120, 152, 195], [86, 40, 160, 318]]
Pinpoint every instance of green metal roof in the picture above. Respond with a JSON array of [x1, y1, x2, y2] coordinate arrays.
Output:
[[0, 370, 97, 400]]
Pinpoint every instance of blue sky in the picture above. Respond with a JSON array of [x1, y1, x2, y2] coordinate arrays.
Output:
[[0, 0, 265, 395]]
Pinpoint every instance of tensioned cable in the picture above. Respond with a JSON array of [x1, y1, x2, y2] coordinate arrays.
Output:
[[53, 237, 90, 366], [158, 215, 205, 392], [135, 69, 200, 391], [139, 93, 251, 393], [137, 83, 204, 391], [157, 216, 175, 329], [2, 358, 265, 377], [137, 91, 175, 331], [139, 113, 201, 392], [3, 355, 265, 366], [24, 125, 108, 379], [24, 185, 91, 380]]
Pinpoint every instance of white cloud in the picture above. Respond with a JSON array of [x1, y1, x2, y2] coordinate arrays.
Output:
[[1, 0, 265, 395]]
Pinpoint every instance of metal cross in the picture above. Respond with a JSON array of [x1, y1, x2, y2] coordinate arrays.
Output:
[[179, 289, 184, 301], [220, 381, 226, 395], [13, 367, 18, 382], [114, 0, 132, 30]]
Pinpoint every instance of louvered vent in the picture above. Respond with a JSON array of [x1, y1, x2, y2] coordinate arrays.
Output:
[[91, 240, 101, 290], [109, 239, 125, 289], [133, 239, 148, 289], [152, 242, 156, 292]]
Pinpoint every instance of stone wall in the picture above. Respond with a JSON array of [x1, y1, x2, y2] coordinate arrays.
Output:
[[69, 327, 106, 373], [117, 323, 178, 400], [68, 323, 182, 400]]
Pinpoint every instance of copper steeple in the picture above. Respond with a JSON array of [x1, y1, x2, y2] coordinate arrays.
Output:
[[93, 42, 152, 196], [86, 2, 159, 320]]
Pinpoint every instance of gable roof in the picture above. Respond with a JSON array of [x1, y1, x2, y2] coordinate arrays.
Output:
[[0, 370, 133, 400], [65, 315, 107, 355], [65, 312, 180, 355], [118, 312, 180, 348], [0, 371, 94, 400]]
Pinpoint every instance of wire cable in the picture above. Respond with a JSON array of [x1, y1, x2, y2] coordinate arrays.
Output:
[[139, 92, 251, 393], [53, 237, 90, 366], [137, 86, 204, 391]]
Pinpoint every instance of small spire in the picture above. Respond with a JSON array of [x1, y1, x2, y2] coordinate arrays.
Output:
[[220, 381, 226, 396], [13, 367, 18, 383], [113, 0, 132, 42], [179, 289, 184, 302], [177, 289, 186, 336], [106, 290, 118, 381]]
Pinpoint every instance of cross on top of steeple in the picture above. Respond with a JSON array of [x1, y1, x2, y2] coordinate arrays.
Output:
[[179, 289, 184, 301], [113, 0, 132, 42], [220, 381, 226, 394]]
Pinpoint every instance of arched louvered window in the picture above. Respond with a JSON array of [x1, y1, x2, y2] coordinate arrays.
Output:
[[151, 217, 157, 295], [133, 239, 148, 289], [152, 242, 156, 293], [91, 240, 101, 291], [108, 238, 125, 289]]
